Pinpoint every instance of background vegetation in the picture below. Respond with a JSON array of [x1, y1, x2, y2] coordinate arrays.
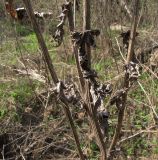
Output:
[[0, 0, 158, 159]]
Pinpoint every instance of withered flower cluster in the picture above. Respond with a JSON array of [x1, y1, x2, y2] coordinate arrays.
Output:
[[53, 4, 68, 46], [110, 62, 140, 109], [72, 30, 113, 135], [52, 81, 81, 108], [120, 30, 139, 50]]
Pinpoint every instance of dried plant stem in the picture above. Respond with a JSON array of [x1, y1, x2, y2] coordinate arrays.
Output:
[[66, 1, 85, 89], [108, 0, 140, 158], [60, 100, 85, 160], [22, 1, 84, 159], [82, 1, 107, 159], [90, 115, 107, 160], [83, 0, 91, 66], [73, 0, 76, 27], [126, 1, 140, 63], [85, 81, 107, 160], [22, 0, 58, 84], [115, 37, 126, 62]]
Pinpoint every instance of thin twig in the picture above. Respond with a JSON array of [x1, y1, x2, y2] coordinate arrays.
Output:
[[115, 37, 126, 62], [119, 126, 157, 144], [137, 81, 158, 121]]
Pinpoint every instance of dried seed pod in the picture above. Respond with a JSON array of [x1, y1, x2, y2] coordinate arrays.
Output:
[[83, 69, 98, 79], [72, 30, 101, 79], [96, 84, 113, 97], [124, 61, 140, 81], [73, 29, 113, 141], [52, 5, 68, 46], [120, 30, 139, 50]]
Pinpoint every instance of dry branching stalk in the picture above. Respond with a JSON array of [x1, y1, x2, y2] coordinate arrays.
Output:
[[52, 1, 85, 90], [72, 30, 113, 160], [54, 2, 112, 158], [52, 4, 68, 46], [22, 0, 85, 159], [52, 0, 80, 46], [1, 0, 158, 159], [108, 0, 140, 158], [65, 1, 85, 90], [83, 0, 91, 67]]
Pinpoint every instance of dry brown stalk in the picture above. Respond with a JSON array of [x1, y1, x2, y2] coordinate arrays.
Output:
[[71, 29, 109, 159], [65, 1, 85, 89], [108, 0, 140, 158], [61, 2, 109, 158], [80, 1, 108, 158], [73, 0, 76, 27], [22, 0, 58, 84], [22, 0, 85, 159], [85, 81, 107, 160], [83, 0, 91, 67]]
